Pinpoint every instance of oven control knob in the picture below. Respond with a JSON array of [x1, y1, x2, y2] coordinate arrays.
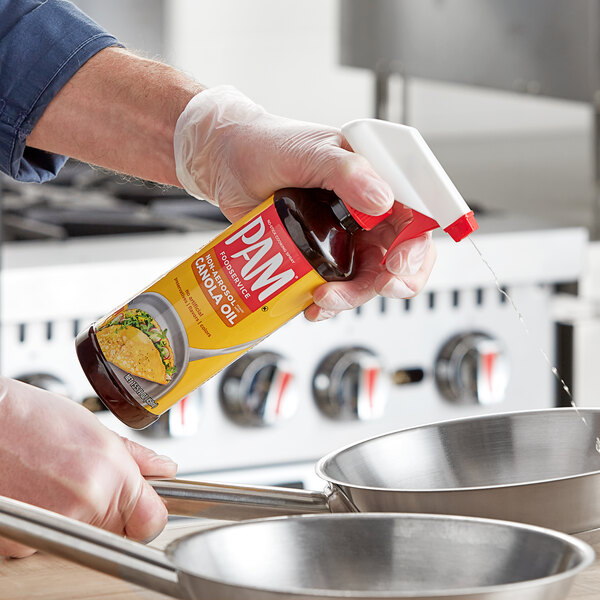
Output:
[[15, 373, 69, 397], [219, 351, 297, 427], [138, 390, 203, 438], [313, 347, 388, 420], [435, 332, 509, 405]]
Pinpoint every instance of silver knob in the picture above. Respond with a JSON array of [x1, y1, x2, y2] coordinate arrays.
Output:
[[219, 351, 297, 427], [138, 390, 203, 438], [435, 332, 509, 405], [313, 347, 388, 420]]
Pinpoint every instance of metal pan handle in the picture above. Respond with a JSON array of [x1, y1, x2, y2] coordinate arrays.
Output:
[[0, 495, 184, 599], [150, 478, 354, 519]]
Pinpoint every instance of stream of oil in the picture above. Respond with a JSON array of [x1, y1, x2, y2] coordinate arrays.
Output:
[[468, 238, 600, 453]]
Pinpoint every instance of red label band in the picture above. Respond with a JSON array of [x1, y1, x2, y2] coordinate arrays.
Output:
[[192, 201, 312, 326]]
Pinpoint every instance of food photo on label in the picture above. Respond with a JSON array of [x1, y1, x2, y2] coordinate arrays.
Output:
[[97, 307, 177, 384]]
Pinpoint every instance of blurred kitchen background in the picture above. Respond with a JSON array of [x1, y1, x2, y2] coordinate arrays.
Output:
[[4, 0, 600, 488]]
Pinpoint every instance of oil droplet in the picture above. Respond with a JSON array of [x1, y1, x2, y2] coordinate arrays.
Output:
[[469, 239, 593, 432]]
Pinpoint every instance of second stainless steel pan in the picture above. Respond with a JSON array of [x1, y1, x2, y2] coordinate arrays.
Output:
[[152, 408, 600, 534], [0, 497, 593, 600]]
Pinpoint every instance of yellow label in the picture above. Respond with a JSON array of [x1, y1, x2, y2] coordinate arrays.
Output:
[[94, 196, 326, 415]]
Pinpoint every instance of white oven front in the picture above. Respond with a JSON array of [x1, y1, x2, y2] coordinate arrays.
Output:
[[0, 218, 586, 485]]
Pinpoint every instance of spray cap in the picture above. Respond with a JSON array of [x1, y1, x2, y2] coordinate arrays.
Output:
[[341, 119, 478, 259]]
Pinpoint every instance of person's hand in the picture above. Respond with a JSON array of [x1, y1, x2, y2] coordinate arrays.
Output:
[[173, 85, 436, 321], [0, 377, 177, 558]]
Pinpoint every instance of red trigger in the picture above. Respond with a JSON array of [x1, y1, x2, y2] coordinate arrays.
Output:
[[382, 211, 439, 265]]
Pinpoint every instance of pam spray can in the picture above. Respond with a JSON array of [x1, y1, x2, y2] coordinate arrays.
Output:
[[76, 119, 479, 429]]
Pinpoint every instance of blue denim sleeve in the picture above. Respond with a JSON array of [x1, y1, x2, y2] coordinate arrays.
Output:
[[0, 0, 121, 182]]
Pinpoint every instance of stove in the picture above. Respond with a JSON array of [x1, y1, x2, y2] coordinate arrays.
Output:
[[0, 161, 230, 242], [0, 163, 587, 488]]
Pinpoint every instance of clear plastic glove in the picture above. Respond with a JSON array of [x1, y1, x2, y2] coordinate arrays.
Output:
[[174, 85, 435, 321], [0, 377, 177, 558]]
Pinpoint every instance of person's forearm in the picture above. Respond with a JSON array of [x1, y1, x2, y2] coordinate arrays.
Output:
[[27, 47, 204, 186]]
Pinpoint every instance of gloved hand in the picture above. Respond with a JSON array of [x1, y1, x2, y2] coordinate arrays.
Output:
[[0, 377, 177, 558], [174, 85, 435, 321]]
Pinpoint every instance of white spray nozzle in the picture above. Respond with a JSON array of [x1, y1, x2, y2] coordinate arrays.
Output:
[[341, 118, 478, 244]]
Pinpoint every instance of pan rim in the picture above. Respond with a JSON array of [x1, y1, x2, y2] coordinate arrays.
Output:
[[315, 407, 600, 493], [165, 512, 595, 598]]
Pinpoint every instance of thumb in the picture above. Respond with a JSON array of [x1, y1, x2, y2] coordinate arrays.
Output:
[[124, 479, 169, 543], [325, 151, 394, 216], [120, 437, 178, 478], [119, 437, 176, 543]]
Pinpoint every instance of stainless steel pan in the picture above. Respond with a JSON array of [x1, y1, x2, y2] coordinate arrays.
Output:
[[151, 408, 600, 534], [0, 497, 593, 600]]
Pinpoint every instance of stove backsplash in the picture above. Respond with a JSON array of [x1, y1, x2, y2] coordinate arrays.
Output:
[[0, 190, 587, 483]]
